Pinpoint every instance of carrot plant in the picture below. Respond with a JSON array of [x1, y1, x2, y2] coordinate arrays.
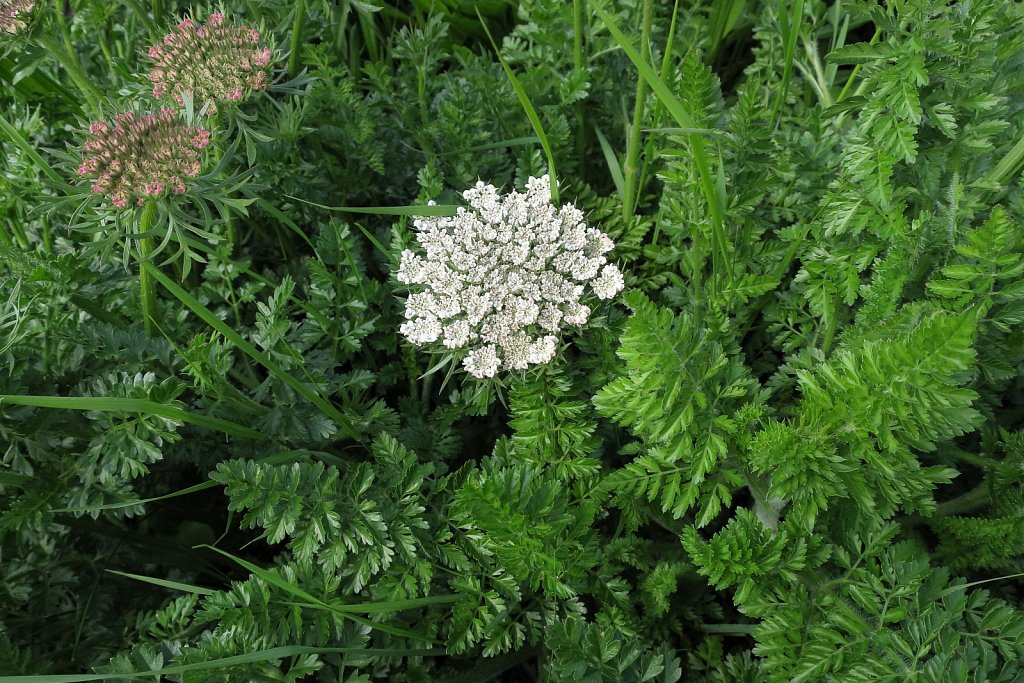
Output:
[[1, 0, 1024, 680]]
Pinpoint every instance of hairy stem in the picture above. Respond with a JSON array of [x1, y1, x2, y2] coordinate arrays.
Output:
[[573, 0, 586, 165], [416, 67, 435, 158], [821, 293, 841, 355], [288, 0, 306, 79], [137, 201, 159, 337], [934, 482, 991, 517], [621, 0, 653, 223], [53, 0, 74, 57]]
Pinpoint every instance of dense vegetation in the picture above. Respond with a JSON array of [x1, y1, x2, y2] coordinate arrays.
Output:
[[2, 0, 1024, 680]]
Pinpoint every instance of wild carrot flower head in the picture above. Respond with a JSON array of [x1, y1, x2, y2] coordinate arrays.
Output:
[[396, 175, 625, 379], [147, 13, 272, 115], [76, 109, 211, 208], [0, 0, 33, 36]]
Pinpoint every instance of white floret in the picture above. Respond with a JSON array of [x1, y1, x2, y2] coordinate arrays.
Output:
[[463, 344, 501, 378]]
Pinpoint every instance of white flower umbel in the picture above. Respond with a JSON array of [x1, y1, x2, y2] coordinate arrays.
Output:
[[397, 175, 625, 379]]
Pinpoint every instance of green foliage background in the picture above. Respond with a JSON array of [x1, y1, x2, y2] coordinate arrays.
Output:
[[2, 0, 1024, 680]]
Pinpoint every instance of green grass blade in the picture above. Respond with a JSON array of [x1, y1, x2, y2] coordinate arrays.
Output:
[[0, 112, 64, 185], [106, 570, 215, 595], [200, 545, 331, 606], [593, 124, 625, 199], [771, 0, 806, 127], [201, 546, 439, 642], [50, 480, 220, 514], [595, 6, 733, 286], [255, 197, 316, 250], [344, 612, 438, 642], [0, 395, 264, 440], [141, 264, 362, 442], [643, 126, 718, 135], [987, 134, 1024, 187], [48, 451, 324, 515], [0, 646, 442, 683], [442, 135, 540, 155], [284, 196, 459, 216], [323, 593, 459, 614], [594, 7, 698, 130], [477, 12, 559, 204]]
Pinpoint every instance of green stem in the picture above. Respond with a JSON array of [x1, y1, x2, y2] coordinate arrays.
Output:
[[835, 27, 882, 104], [572, 0, 586, 165], [621, 0, 653, 223], [642, 0, 681, 247], [416, 66, 435, 159], [288, 0, 306, 80], [934, 483, 991, 517], [820, 293, 840, 355], [53, 0, 75, 57], [36, 34, 103, 112], [150, 0, 162, 23], [98, 32, 116, 75], [137, 201, 159, 337]]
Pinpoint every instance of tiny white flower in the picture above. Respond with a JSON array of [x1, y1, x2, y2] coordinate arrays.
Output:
[[527, 335, 558, 365], [463, 344, 501, 378], [563, 302, 591, 326], [400, 315, 442, 345], [592, 264, 625, 300], [442, 319, 470, 348]]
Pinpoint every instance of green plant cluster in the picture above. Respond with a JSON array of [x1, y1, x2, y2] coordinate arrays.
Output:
[[2, 0, 1024, 680]]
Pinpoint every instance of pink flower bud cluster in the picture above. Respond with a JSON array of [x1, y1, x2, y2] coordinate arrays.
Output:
[[147, 13, 272, 115], [76, 109, 211, 208], [0, 0, 33, 36]]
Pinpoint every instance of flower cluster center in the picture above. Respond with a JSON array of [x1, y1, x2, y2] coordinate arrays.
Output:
[[76, 109, 211, 208]]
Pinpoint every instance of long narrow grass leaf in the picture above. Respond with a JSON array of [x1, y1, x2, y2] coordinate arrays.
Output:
[[106, 570, 215, 595], [593, 124, 625, 198], [0, 646, 441, 683], [0, 395, 264, 440], [478, 12, 559, 204], [0, 112, 64, 185], [772, 0, 805, 126], [50, 480, 219, 514], [284, 196, 459, 216], [200, 544, 331, 606], [200, 546, 439, 642], [141, 265, 362, 441], [595, 6, 733, 285], [255, 197, 316, 249]]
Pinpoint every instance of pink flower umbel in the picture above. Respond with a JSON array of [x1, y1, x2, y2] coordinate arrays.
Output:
[[0, 0, 34, 36], [77, 109, 211, 208], [146, 13, 273, 115]]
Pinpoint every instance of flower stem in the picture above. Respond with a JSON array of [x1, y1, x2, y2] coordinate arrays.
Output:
[[416, 66, 435, 159], [621, 0, 653, 223], [934, 482, 992, 517], [573, 0, 586, 165], [288, 0, 306, 79], [137, 201, 159, 337], [53, 0, 75, 56]]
